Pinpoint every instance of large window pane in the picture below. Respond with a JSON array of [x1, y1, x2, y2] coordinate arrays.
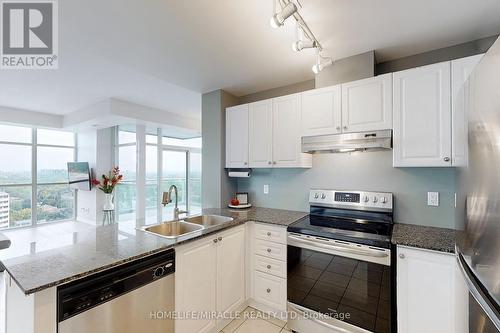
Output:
[[118, 145, 136, 182], [37, 147, 74, 183], [0, 186, 32, 229], [162, 150, 186, 219], [116, 183, 136, 222], [0, 124, 31, 143], [162, 137, 202, 149], [0, 144, 31, 185], [37, 184, 74, 223], [146, 135, 158, 144], [118, 131, 136, 145], [146, 145, 158, 222], [189, 152, 202, 215], [37, 129, 74, 146]]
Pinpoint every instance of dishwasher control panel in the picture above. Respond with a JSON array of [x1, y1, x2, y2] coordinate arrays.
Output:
[[57, 249, 175, 322]]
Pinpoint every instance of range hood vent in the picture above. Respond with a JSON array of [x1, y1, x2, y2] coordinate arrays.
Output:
[[302, 130, 392, 154]]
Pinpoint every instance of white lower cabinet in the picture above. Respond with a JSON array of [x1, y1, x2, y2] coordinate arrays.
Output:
[[253, 271, 287, 311], [175, 225, 245, 333], [397, 246, 465, 333]]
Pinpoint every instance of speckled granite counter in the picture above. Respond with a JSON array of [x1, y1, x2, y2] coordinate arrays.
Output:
[[391, 223, 457, 254], [0, 207, 306, 295]]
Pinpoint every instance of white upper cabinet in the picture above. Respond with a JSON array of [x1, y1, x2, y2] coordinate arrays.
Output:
[[301, 85, 342, 136], [393, 62, 452, 167], [451, 54, 483, 167], [273, 94, 311, 168], [225, 104, 248, 168], [248, 100, 273, 168], [341, 73, 393, 133]]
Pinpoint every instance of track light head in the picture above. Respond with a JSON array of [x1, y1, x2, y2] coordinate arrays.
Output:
[[292, 39, 316, 52], [312, 58, 333, 74], [270, 2, 297, 28]]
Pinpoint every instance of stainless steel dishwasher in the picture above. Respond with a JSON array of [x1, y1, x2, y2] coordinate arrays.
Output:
[[57, 249, 175, 333]]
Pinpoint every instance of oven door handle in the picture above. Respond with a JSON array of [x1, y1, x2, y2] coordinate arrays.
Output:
[[288, 234, 389, 258]]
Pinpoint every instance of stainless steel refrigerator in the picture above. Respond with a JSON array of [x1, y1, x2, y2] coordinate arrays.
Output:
[[456, 36, 500, 333]]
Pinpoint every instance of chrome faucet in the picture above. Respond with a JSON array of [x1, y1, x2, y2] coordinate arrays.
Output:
[[162, 185, 188, 220]]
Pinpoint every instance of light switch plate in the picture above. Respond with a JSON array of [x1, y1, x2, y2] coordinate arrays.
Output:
[[427, 192, 439, 206], [263, 184, 269, 194]]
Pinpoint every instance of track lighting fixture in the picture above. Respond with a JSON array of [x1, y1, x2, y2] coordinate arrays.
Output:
[[292, 39, 317, 52], [312, 51, 333, 74], [270, 2, 297, 28]]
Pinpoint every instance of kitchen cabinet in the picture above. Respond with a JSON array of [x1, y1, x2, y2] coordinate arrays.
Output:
[[175, 225, 246, 333], [397, 246, 465, 333], [248, 94, 312, 168], [393, 62, 452, 167], [225, 104, 249, 168], [248, 100, 273, 167], [301, 85, 342, 136], [451, 54, 483, 167], [341, 73, 393, 133]]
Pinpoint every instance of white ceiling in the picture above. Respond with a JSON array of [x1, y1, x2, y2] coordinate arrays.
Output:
[[1, 0, 499, 119]]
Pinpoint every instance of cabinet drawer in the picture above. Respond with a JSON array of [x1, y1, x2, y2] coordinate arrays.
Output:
[[254, 255, 286, 278], [254, 271, 286, 312], [254, 239, 286, 261], [254, 223, 286, 244]]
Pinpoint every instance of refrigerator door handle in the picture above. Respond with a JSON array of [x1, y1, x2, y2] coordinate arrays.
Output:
[[457, 253, 500, 330]]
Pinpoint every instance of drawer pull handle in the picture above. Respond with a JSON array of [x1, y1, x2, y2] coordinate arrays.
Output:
[[267, 265, 271, 269], [213, 239, 218, 243], [267, 232, 272, 236], [267, 248, 272, 253], [218, 237, 222, 241], [266, 288, 271, 293]]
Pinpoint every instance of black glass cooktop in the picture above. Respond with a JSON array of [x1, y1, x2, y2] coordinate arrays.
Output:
[[287, 207, 393, 248]]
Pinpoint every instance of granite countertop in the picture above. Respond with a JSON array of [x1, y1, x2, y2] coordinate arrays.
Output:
[[391, 223, 457, 254], [0, 207, 306, 295]]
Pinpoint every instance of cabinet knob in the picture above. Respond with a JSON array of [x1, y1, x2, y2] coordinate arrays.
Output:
[[268, 161, 272, 165], [343, 126, 348, 130], [336, 126, 341, 131], [272, 161, 276, 165], [244, 162, 248, 165], [443, 157, 450, 162], [266, 288, 271, 293], [218, 237, 222, 241], [267, 265, 271, 269], [399, 253, 405, 259], [213, 239, 218, 243], [267, 232, 271, 236], [267, 248, 272, 253]]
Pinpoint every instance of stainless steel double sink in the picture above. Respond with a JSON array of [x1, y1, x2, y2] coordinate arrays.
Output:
[[139, 215, 234, 239]]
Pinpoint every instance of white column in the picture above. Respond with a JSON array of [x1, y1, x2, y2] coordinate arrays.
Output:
[[136, 125, 146, 223]]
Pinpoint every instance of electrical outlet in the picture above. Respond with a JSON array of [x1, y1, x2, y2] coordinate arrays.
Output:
[[263, 184, 269, 194], [427, 192, 439, 206]]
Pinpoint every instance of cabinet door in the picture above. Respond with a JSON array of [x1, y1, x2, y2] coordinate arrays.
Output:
[[216, 226, 246, 328], [248, 100, 273, 168], [225, 104, 249, 168], [397, 246, 457, 333], [301, 85, 342, 136], [175, 237, 217, 333], [341, 73, 393, 133], [451, 54, 483, 167], [393, 62, 452, 167], [272, 94, 311, 168]]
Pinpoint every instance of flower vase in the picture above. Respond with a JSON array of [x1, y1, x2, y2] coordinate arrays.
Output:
[[103, 193, 114, 211]]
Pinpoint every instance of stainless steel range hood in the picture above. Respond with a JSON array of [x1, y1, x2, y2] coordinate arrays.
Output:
[[301, 130, 392, 153]]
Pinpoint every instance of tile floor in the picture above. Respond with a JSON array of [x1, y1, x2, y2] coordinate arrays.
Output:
[[219, 306, 292, 333]]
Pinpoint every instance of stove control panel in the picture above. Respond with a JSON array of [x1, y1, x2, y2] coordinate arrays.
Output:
[[309, 189, 393, 211]]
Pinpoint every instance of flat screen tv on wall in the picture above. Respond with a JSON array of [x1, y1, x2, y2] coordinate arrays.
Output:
[[67, 162, 91, 191]]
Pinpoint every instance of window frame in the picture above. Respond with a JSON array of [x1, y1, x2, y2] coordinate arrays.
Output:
[[0, 127, 77, 229]]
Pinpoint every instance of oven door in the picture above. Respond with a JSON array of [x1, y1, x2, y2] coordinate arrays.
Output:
[[287, 233, 392, 333]]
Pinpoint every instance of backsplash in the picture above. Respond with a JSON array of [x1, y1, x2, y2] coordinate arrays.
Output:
[[237, 151, 458, 229]]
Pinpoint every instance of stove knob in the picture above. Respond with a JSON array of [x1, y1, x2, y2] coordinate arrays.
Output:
[[363, 196, 369, 202], [381, 196, 387, 204], [153, 267, 164, 278], [321, 193, 326, 199], [372, 197, 378, 203], [314, 193, 319, 199]]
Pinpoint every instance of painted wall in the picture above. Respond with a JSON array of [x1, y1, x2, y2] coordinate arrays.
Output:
[[238, 151, 458, 229], [315, 51, 375, 88], [201, 90, 239, 209]]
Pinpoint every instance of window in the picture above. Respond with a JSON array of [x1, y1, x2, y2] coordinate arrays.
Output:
[[114, 126, 201, 223], [0, 125, 76, 229]]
